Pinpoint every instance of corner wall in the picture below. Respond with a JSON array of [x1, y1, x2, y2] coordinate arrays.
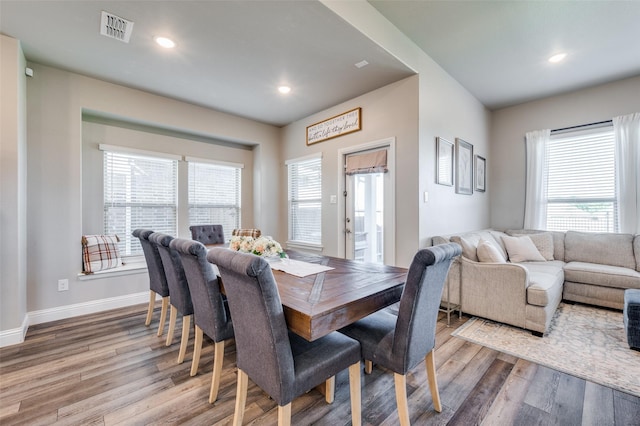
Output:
[[0, 35, 28, 344], [490, 75, 640, 230]]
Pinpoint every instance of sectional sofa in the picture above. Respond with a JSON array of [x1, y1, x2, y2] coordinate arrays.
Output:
[[431, 229, 640, 335]]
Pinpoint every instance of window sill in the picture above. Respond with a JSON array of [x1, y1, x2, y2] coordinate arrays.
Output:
[[77, 261, 147, 281]]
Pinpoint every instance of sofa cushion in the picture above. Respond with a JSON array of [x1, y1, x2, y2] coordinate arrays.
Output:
[[507, 229, 565, 262], [502, 235, 546, 262], [511, 232, 554, 260], [449, 230, 497, 261], [564, 261, 640, 290], [565, 231, 636, 270], [477, 238, 507, 263], [527, 275, 564, 307]]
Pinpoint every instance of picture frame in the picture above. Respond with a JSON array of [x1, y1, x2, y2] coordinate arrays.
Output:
[[475, 155, 486, 192], [306, 107, 361, 145], [436, 137, 454, 186], [455, 138, 473, 195]]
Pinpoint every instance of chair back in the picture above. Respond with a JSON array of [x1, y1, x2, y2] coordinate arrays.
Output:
[[189, 224, 225, 245], [132, 229, 169, 297], [170, 238, 233, 342], [392, 243, 461, 372], [207, 248, 294, 403], [149, 232, 193, 315], [231, 228, 261, 238]]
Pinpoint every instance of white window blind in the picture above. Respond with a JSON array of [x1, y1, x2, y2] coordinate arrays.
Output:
[[103, 150, 178, 256], [287, 155, 322, 245], [188, 161, 241, 242], [546, 125, 617, 232]]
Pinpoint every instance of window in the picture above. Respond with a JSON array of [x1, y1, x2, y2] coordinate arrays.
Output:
[[287, 154, 322, 245], [188, 159, 242, 242], [545, 125, 617, 232], [103, 147, 178, 256]]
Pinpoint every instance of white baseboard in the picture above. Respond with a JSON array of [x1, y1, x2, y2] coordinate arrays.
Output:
[[0, 292, 149, 348]]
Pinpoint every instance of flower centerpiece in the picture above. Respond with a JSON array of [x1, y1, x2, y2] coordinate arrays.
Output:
[[229, 235, 287, 259]]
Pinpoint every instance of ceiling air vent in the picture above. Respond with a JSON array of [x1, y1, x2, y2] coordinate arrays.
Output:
[[100, 11, 134, 43]]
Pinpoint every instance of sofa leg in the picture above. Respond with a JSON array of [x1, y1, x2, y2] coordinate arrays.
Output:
[[531, 331, 544, 338]]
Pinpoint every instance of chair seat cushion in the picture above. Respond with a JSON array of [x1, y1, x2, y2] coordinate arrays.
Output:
[[339, 309, 397, 371]]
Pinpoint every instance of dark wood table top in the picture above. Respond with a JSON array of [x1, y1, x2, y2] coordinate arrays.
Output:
[[274, 250, 407, 341]]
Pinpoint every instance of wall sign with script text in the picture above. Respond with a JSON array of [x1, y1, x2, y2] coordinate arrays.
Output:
[[306, 107, 361, 145]]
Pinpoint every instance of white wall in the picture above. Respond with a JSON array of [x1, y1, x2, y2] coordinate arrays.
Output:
[[281, 76, 419, 266], [24, 62, 281, 314], [0, 35, 28, 340], [491, 75, 640, 230]]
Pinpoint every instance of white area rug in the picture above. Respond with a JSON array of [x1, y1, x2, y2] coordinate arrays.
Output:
[[452, 303, 640, 397]]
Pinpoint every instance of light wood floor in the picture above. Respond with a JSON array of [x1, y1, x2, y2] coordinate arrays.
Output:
[[1, 304, 639, 425]]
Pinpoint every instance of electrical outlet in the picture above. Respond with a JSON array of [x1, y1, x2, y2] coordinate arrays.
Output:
[[58, 279, 69, 292]]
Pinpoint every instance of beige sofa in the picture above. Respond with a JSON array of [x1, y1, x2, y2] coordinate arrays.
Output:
[[432, 229, 640, 336]]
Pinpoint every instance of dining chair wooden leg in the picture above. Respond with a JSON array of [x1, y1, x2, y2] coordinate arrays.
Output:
[[394, 373, 410, 426], [191, 325, 204, 376], [278, 403, 292, 426], [166, 305, 177, 346], [364, 360, 373, 374], [209, 340, 225, 403], [177, 314, 191, 364], [145, 291, 155, 326], [324, 376, 335, 403], [425, 349, 442, 412], [349, 362, 362, 426], [233, 369, 249, 426], [157, 296, 169, 337]]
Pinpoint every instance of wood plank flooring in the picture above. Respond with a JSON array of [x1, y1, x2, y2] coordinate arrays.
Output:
[[1, 304, 639, 425]]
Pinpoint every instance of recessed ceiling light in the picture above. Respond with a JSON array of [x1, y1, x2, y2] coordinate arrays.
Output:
[[548, 53, 567, 63], [355, 60, 369, 69], [278, 86, 291, 94], [154, 36, 176, 49]]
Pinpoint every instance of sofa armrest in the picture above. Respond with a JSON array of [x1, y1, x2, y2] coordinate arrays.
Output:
[[460, 257, 530, 329]]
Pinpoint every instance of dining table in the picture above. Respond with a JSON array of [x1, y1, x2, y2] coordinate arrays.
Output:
[[271, 250, 407, 341]]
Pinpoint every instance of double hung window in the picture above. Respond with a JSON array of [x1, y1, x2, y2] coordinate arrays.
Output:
[[187, 159, 242, 242], [545, 125, 617, 232], [102, 147, 178, 256], [287, 154, 322, 245]]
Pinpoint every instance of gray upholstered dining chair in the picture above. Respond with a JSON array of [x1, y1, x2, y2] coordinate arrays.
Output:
[[189, 224, 225, 245], [207, 248, 362, 426], [339, 242, 461, 426], [170, 238, 234, 403], [132, 229, 170, 336], [149, 232, 194, 364]]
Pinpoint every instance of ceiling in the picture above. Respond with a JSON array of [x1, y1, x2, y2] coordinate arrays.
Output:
[[2, 1, 639, 128]]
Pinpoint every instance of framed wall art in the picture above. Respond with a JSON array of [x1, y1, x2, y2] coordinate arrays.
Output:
[[455, 138, 473, 195], [475, 155, 486, 192], [436, 137, 453, 186]]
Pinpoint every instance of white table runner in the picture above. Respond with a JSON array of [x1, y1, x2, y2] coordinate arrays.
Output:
[[269, 258, 334, 277]]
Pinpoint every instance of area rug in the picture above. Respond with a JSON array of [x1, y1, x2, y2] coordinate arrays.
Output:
[[452, 303, 640, 397]]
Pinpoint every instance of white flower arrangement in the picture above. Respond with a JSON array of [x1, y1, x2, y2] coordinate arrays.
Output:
[[229, 235, 286, 258]]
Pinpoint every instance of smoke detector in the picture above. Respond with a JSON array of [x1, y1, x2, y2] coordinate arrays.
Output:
[[100, 11, 134, 43]]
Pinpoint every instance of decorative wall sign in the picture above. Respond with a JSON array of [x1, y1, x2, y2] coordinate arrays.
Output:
[[306, 107, 361, 145], [455, 138, 473, 195]]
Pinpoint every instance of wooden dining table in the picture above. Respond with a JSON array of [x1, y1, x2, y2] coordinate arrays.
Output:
[[270, 250, 407, 341]]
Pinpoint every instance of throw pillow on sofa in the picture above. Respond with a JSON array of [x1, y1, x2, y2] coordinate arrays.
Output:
[[511, 232, 555, 260], [502, 235, 546, 263], [477, 238, 507, 263]]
